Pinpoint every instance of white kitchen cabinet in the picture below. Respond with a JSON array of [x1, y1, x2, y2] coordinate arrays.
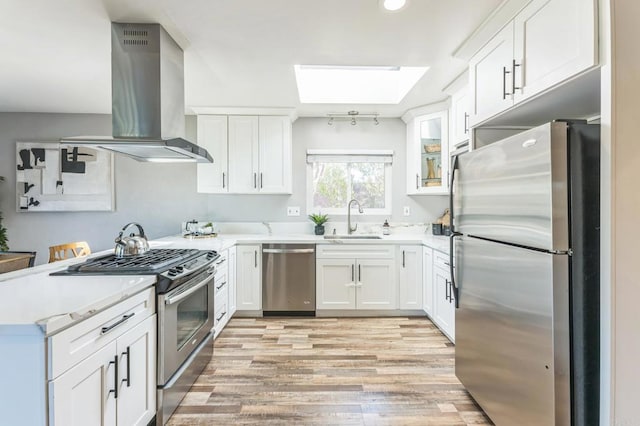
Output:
[[235, 244, 262, 312], [50, 314, 156, 426], [196, 115, 228, 193], [469, 0, 597, 126], [398, 245, 423, 310], [432, 251, 455, 343], [469, 22, 515, 126], [450, 87, 470, 149], [512, 0, 597, 104], [422, 247, 434, 317], [213, 249, 230, 337], [316, 245, 396, 311], [406, 110, 449, 195], [228, 246, 237, 316], [197, 115, 292, 194], [316, 259, 357, 310]]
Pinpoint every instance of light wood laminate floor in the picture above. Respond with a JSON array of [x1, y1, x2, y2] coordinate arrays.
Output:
[[168, 317, 492, 425]]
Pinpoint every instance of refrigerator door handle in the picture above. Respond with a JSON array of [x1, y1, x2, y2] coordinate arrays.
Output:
[[449, 154, 459, 233], [449, 232, 461, 308]]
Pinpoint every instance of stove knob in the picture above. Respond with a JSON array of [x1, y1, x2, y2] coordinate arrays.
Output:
[[167, 268, 178, 276], [175, 266, 184, 272]]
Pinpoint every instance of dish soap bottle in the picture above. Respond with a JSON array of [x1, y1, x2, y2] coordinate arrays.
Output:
[[382, 220, 391, 235]]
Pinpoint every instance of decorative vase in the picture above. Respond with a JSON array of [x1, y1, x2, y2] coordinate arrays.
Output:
[[314, 225, 325, 235], [426, 158, 436, 179]]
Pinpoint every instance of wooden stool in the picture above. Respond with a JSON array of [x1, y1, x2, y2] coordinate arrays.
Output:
[[48, 242, 91, 263]]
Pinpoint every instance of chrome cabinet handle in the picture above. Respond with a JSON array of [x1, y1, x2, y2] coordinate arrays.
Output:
[[512, 59, 521, 93], [121, 346, 131, 388], [108, 355, 118, 399], [502, 66, 511, 99], [351, 264, 355, 282], [254, 250, 257, 268], [402, 251, 405, 268], [464, 113, 469, 134], [222, 172, 226, 189], [216, 281, 227, 290], [216, 311, 227, 322], [416, 174, 419, 190], [358, 264, 361, 282], [260, 173, 263, 189], [101, 313, 135, 335], [254, 173, 257, 189]]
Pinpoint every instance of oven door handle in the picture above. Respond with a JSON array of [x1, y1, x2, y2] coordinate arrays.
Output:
[[165, 273, 215, 306]]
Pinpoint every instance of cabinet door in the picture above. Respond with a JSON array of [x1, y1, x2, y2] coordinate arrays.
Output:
[[407, 111, 449, 195], [513, 0, 597, 103], [196, 115, 228, 193], [398, 246, 423, 310], [423, 247, 434, 316], [258, 116, 292, 193], [116, 315, 156, 426], [235, 245, 262, 311], [49, 341, 117, 426], [451, 88, 470, 147], [356, 259, 396, 310], [228, 116, 259, 193], [316, 259, 356, 310], [469, 22, 514, 126], [434, 266, 455, 342], [228, 246, 237, 316]]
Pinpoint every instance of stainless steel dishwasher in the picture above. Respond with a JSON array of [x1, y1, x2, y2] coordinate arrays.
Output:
[[262, 244, 316, 316]]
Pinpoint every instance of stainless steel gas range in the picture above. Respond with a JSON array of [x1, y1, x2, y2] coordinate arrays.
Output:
[[53, 248, 220, 424]]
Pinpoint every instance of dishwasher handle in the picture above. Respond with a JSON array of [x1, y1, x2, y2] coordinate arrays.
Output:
[[262, 248, 315, 254]]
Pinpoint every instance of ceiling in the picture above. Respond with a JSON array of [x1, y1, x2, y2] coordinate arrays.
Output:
[[0, 0, 503, 117]]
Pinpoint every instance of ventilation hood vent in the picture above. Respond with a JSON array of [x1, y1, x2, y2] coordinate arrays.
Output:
[[61, 23, 212, 163]]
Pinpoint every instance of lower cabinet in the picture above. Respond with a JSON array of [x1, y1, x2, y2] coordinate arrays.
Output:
[[49, 314, 156, 426], [431, 251, 455, 342], [235, 244, 261, 311], [228, 246, 237, 316], [398, 245, 423, 310], [422, 247, 434, 316], [316, 245, 396, 310]]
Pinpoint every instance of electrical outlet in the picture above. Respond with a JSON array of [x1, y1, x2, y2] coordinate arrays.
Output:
[[403, 206, 411, 216], [287, 206, 300, 216]]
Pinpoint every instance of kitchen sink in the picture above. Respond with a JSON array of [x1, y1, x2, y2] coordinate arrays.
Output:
[[324, 235, 383, 240]]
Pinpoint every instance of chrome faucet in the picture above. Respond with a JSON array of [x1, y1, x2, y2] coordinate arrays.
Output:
[[347, 199, 364, 234]]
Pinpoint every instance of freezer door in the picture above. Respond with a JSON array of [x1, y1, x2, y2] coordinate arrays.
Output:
[[455, 122, 569, 251], [455, 236, 570, 426]]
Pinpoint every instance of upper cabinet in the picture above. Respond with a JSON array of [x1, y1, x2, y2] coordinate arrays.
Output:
[[405, 110, 449, 195], [197, 115, 292, 194], [469, 0, 598, 126]]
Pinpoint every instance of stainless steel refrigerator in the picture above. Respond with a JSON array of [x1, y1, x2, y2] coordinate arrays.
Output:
[[450, 121, 600, 426]]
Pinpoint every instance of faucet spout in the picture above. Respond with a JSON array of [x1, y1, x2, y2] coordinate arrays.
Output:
[[347, 199, 363, 235]]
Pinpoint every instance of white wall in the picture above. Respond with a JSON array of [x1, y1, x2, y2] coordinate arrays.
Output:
[[601, 0, 640, 424], [204, 117, 449, 223], [0, 113, 209, 265]]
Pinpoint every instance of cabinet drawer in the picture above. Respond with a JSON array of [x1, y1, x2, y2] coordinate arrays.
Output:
[[317, 244, 395, 259], [214, 250, 228, 276], [214, 272, 228, 297], [48, 288, 155, 380], [433, 251, 452, 270], [214, 289, 229, 335]]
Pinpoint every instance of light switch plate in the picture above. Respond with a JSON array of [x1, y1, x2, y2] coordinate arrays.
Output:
[[287, 206, 301, 216], [403, 206, 411, 216]]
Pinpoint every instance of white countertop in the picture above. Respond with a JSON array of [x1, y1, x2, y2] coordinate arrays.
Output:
[[0, 231, 449, 336]]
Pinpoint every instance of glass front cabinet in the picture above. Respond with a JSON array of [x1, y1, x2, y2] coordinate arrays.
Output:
[[406, 110, 449, 195]]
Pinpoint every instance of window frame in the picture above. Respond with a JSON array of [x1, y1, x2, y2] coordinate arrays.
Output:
[[306, 149, 393, 216]]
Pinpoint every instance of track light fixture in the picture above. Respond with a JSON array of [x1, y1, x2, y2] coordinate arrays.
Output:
[[326, 111, 380, 126]]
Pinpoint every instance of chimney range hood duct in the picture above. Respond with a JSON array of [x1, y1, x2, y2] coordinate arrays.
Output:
[[61, 23, 212, 163]]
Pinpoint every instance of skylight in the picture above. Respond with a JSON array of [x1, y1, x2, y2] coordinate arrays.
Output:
[[294, 65, 429, 104]]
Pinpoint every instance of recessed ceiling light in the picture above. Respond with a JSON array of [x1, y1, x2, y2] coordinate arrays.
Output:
[[294, 64, 429, 104], [381, 0, 407, 12]]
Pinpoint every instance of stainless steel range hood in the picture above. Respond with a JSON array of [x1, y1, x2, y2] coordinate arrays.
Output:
[[62, 23, 212, 163]]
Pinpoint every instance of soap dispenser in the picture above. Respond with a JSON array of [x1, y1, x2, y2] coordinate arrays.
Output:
[[382, 219, 391, 235]]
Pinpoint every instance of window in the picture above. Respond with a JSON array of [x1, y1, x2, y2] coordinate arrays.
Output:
[[307, 150, 393, 215]]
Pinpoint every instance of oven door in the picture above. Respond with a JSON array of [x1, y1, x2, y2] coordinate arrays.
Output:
[[157, 269, 215, 384]]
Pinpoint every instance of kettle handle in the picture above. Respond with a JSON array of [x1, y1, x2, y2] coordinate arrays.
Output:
[[117, 222, 147, 240]]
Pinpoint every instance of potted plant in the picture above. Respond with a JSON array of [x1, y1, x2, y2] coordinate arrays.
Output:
[[308, 213, 329, 236], [0, 176, 7, 251]]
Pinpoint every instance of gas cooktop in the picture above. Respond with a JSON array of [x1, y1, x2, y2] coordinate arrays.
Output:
[[51, 248, 203, 275]]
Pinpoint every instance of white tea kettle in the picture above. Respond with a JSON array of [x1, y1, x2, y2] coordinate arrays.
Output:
[[114, 222, 150, 257]]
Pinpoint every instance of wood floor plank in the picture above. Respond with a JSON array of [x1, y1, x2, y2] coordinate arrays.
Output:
[[167, 317, 492, 426]]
